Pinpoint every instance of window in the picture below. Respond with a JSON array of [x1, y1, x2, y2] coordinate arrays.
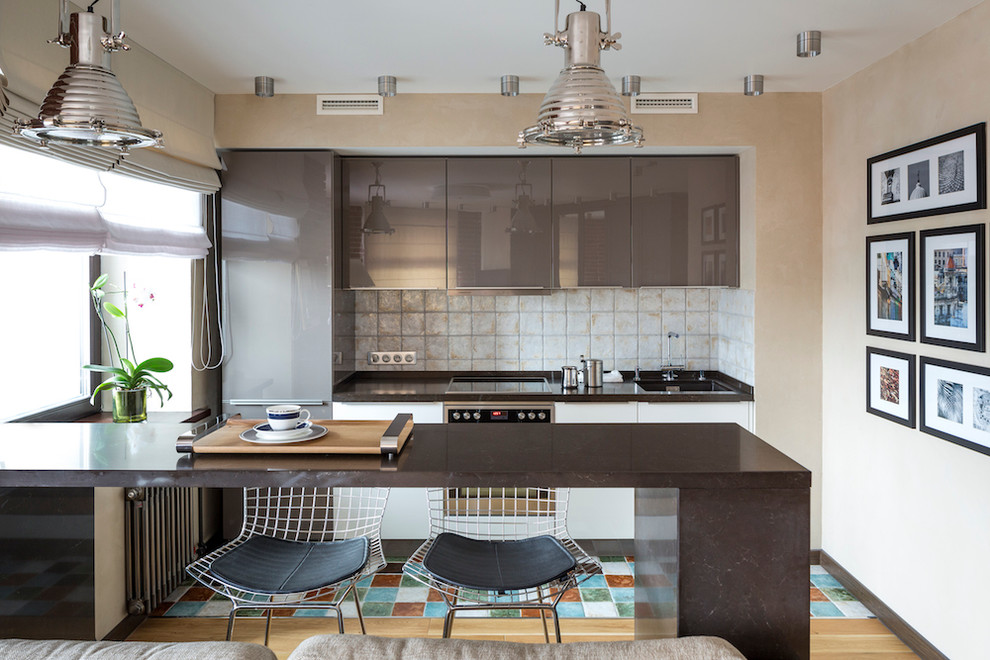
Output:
[[0, 145, 208, 420], [0, 251, 93, 421]]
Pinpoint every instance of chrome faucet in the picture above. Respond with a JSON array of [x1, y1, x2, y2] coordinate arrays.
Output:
[[660, 331, 684, 380]]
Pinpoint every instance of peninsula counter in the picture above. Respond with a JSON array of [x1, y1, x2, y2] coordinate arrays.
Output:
[[0, 421, 810, 659]]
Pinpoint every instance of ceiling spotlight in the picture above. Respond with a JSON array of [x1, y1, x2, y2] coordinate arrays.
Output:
[[378, 75, 396, 97], [14, 0, 162, 151], [519, 0, 643, 154], [254, 76, 274, 98], [743, 75, 764, 96], [501, 75, 519, 97], [621, 75, 640, 96], [797, 30, 821, 58], [0, 58, 9, 118]]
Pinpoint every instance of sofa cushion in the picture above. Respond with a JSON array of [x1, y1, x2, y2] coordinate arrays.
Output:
[[0, 639, 278, 660], [286, 634, 747, 659]]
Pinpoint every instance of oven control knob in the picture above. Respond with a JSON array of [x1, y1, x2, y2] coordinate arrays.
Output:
[[538, 411, 547, 420], [528, 411, 536, 420], [472, 411, 481, 421], [517, 411, 525, 420], [452, 412, 460, 420]]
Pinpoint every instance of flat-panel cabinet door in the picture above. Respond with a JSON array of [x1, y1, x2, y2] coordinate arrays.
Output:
[[341, 158, 446, 289], [447, 158, 552, 289], [631, 156, 739, 286], [220, 150, 333, 415], [553, 158, 631, 287]]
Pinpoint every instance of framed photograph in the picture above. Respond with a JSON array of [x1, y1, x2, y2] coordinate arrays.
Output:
[[920, 224, 985, 351], [866, 232, 915, 340], [866, 347, 915, 428], [867, 123, 986, 224], [702, 251, 716, 285], [702, 206, 716, 243], [920, 356, 990, 456]]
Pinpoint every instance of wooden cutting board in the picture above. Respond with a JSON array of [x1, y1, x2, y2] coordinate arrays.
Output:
[[186, 416, 413, 454]]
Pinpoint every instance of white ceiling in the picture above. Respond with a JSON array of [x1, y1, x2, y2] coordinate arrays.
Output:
[[123, 0, 982, 96]]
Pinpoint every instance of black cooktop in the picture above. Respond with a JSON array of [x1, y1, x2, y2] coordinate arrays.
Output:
[[445, 377, 551, 394]]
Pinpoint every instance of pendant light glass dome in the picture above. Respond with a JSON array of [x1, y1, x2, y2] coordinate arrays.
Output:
[[519, 0, 643, 154], [14, 0, 162, 151]]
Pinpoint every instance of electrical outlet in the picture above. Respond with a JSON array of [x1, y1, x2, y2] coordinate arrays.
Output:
[[368, 351, 417, 365]]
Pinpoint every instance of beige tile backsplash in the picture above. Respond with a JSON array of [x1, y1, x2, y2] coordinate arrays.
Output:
[[347, 288, 755, 386]]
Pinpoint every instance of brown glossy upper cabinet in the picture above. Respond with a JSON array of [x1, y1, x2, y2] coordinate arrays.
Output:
[[631, 156, 739, 287], [340, 158, 446, 288], [552, 157, 632, 287], [447, 158, 553, 289]]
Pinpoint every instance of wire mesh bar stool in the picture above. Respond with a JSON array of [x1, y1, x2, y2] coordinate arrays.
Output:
[[402, 487, 601, 643], [186, 487, 389, 645]]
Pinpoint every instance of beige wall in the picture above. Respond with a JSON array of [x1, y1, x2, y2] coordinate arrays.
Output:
[[823, 3, 990, 657], [216, 91, 825, 546]]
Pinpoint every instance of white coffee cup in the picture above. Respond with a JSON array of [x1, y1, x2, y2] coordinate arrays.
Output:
[[266, 405, 311, 431]]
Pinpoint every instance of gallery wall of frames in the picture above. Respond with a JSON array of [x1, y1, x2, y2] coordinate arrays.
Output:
[[866, 122, 990, 457]]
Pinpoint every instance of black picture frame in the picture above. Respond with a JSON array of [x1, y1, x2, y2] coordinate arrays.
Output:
[[867, 123, 986, 224], [920, 224, 985, 352], [866, 232, 915, 341], [866, 347, 916, 428], [920, 356, 990, 457]]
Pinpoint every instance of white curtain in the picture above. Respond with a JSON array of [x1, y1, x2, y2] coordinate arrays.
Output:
[[0, 145, 211, 257]]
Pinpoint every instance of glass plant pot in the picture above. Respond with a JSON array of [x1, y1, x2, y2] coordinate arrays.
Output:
[[113, 388, 147, 423]]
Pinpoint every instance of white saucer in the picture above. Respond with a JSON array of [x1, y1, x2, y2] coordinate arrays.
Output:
[[253, 421, 311, 440], [240, 424, 328, 445]]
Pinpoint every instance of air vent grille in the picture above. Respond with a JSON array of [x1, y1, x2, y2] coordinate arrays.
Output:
[[631, 93, 698, 114], [316, 94, 383, 115]]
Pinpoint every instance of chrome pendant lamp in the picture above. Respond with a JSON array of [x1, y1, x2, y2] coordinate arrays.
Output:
[[14, 0, 162, 151], [364, 162, 395, 235], [519, 0, 643, 154], [0, 51, 9, 118], [506, 161, 541, 234]]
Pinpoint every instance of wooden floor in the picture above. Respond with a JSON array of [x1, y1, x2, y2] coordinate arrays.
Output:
[[128, 616, 921, 659]]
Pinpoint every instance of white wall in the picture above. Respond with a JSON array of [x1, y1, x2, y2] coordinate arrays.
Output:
[[822, 3, 990, 657]]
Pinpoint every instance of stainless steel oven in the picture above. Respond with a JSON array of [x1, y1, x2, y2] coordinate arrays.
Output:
[[443, 376, 554, 423], [443, 402, 554, 423]]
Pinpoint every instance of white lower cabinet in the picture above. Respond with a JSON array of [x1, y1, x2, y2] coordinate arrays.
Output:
[[332, 402, 442, 539], [636, 401, 755, 432], [554, 402, 637, 540]]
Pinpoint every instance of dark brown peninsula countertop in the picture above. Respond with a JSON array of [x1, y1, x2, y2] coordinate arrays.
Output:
[[331, 370, 754, 403], [0, 420, 804, 489]]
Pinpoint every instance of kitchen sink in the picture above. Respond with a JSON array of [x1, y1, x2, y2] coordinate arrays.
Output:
[[635, 379, 733, 393]]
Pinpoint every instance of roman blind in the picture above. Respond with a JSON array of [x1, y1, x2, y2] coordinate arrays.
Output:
[[0, 144, 210, 257]]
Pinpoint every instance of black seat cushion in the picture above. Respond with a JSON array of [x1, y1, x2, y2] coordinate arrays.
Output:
[[422, 533, 576, 591], [210, 535, 369, 594]]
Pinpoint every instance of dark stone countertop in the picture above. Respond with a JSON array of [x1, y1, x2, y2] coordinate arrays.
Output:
[[331, 370, 754, 403], [0, 419, 806, 490]]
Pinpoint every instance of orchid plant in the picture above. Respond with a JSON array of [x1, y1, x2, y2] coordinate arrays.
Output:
[[83, 273, 173, 406]]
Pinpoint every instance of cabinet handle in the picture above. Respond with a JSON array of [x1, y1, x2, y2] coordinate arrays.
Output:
[[227, 399, 325, 406]]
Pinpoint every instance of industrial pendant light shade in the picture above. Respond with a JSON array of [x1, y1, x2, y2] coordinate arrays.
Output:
[[0, 56, 9, 117], [364, 162, 395, 235], [506, 161, 541, 234], [519, 0, 643, 154], [14, 0, 162, 151]]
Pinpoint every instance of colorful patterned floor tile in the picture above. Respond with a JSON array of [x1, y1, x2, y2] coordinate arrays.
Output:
[[152, 558, 874, 620]]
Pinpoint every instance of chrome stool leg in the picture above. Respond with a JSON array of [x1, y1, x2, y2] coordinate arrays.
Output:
[[225, 608, 237, 641], [264, 608, 273, 646], [538, 586, 550, 643], [352, 586, 367, 634]]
